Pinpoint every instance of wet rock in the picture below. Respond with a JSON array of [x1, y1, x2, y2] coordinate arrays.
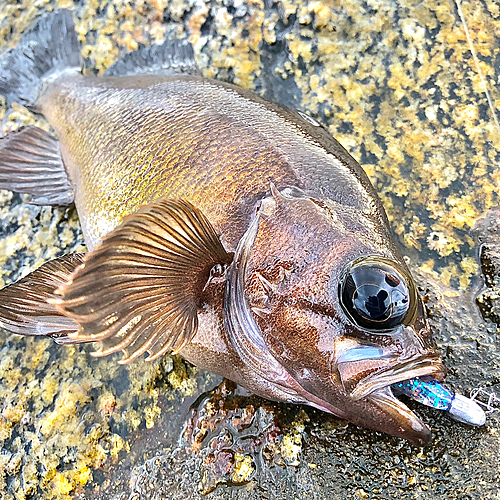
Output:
[[183, 381, 286, 494], [1, 0, 500, 499], [130, 380, 311, 498], [476, 210, 500, 327]]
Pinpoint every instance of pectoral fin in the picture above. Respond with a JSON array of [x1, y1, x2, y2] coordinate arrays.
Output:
[[0, 253, 84, 342], [51, 199, 232, 364]]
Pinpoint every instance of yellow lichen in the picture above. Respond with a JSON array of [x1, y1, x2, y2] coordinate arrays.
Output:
[[280, 410, 309, 466], [51, 473, 73, 495], [167, 359, 197, 395], [108, 433, 125, 459], [144, 404, 161, 429], [74, 466, 92, 486], [232, 453, 254, 483], [280, 433, 302, 466], [40, 382, 91, 437]]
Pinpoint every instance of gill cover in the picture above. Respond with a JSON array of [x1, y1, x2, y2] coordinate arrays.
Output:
[[223, 189, 302, 398]]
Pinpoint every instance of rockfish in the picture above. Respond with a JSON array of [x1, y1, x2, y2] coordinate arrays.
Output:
[[0, 11, 484, 444]]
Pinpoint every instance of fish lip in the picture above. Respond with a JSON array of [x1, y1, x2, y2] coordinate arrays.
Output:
[[348, 354, 446, 401], [367, 386, 432, 445]]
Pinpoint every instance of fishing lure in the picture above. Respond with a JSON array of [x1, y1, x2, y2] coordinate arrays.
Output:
[[392, 376, 486, 426]]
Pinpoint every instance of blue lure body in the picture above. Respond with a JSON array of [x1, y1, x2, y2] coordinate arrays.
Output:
[[392, 376, 486, 426]]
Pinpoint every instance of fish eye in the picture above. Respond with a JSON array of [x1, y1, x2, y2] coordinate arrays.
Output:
[[339, 257, 417, 331]]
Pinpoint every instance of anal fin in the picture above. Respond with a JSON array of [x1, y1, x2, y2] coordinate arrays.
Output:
[[0, 254, 85, 343], [0, 126, 74, 206], [52, 199, 232, 364]]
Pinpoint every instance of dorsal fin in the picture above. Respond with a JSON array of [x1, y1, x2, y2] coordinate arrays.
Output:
[[0, 9, 81, 109], [105, 37, 200, 78]]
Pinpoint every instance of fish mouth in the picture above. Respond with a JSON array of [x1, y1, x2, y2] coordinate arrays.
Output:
[[321, 350, 447, 444], [347, 353, 446, 401], [366, 386, 432, 445], [294, 371, 437, 445]]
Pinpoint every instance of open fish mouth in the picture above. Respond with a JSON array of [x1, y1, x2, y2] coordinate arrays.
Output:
[[354, 355, 446, 445], [333, 353, 458, 444], [365, 368, 487, 444], [347, 354, 446, 400]]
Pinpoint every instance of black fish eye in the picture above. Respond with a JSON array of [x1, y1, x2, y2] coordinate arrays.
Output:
[[339, 257, 417, 331]]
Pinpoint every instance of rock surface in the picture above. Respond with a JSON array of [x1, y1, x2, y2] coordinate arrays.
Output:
[[0, 1, 499, 499], [476, 210, 500, 327]]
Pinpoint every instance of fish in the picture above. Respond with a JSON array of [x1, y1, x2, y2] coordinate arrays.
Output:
[[0, 10, 484, 445]]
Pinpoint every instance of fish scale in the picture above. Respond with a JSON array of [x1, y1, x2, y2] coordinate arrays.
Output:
[[45, 76, 305, 251]]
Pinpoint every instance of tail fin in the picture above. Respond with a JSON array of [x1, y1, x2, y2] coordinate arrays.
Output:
[[0, 10, 81, 109]]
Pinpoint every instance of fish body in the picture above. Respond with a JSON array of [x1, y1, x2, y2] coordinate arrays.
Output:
[[0, 10, 465, 444], [40, 73, 387, 252]]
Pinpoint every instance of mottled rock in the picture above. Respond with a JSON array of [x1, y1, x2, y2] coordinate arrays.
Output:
[[476, 210, 500, 327], [1, 1, 500, 499]]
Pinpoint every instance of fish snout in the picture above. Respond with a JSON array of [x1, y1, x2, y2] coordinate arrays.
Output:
[[396, 320, 437, 356], [337, 326, 445, 401]]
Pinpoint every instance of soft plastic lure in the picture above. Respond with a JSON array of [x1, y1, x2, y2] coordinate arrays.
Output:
[[392, 376, 486, 426]]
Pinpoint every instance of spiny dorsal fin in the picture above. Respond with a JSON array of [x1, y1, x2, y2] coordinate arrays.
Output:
[[0, 126, 74, 206], [51, 199, 232, 364], [104, 37, 200, 78], [0, 253, 84, 342]]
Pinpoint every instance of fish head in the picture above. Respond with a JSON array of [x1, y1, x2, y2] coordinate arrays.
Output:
[[225, 187, 445, 444]]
